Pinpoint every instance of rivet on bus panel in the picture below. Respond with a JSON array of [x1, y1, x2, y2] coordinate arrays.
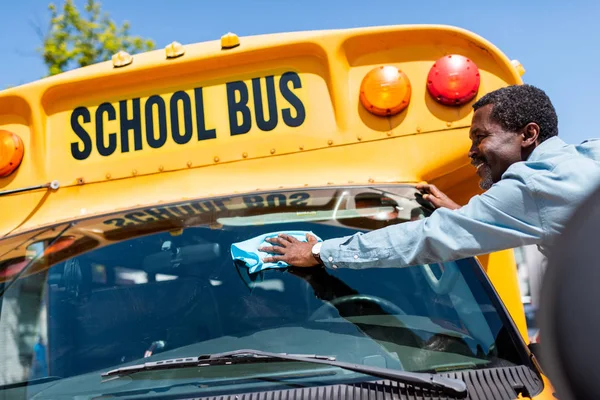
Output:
[[159, 165, 164, 172], [368, 178, 375, 183], [105, 173, 111, 180], [327, 140, 333, 146], [299, 146, 304, 151], [242, 152, 248, 158], [221, 32, 240, 49], [357, 136, 362, 141], [76, 177, 84, 185], [187, 161, 193, 167], [165, 41, 185, 59], [112, 51, 133, 68], [446, 122, 452, 127], [416, 127, 422, 133], [132, 169, 138, 176], [270, 149, 276, 154], [386, 132, 392, 137], [214, 157, 220, 163]]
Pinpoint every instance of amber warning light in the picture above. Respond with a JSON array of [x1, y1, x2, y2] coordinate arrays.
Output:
[[427, 55, 480, 106], [360, 66, 412, 116], [0, 130, 24, 178]]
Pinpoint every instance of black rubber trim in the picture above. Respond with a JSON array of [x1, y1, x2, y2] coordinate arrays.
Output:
[[180, 365, 543, 400]]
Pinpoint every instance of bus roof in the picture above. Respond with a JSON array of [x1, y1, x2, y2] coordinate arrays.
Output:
[[0, 24, 523, 237]]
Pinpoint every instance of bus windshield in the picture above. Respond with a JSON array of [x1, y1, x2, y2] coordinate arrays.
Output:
[[0, 185, 528, 396]]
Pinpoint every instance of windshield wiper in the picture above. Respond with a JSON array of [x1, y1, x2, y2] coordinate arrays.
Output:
[[101, 349, 467, 396]]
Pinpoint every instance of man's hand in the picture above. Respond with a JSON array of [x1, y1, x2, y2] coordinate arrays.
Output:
[[415, 183, 460, 210], [259, 233, 321, 267]]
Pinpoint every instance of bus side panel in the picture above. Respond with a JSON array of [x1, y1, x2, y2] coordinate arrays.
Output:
[[478, 250, 528, 341]]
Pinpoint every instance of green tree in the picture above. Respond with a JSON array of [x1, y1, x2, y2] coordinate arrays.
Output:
[[40, 0, 155, 76]]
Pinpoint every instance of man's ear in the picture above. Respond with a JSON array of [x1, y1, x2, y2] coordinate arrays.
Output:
[[521, 122, 540, 148]]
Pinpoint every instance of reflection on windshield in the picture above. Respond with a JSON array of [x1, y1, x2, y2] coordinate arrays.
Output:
[[0, 186, 525, 395]]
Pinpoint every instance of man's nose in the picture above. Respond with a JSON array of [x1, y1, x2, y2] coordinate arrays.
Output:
[[468, 143, 478, 159]]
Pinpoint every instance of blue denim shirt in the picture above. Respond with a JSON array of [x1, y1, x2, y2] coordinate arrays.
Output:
[[320, 137, 600, 270]]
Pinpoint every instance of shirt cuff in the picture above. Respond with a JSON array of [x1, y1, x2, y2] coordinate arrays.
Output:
[[319, 233, 397, 270], [320, 235, 382, 269], [319, 237, 348, 270]]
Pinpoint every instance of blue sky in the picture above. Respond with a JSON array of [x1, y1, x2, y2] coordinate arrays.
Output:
[[0, 0, 598, 144]]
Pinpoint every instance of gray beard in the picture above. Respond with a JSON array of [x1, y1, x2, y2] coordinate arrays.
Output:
[[478, 165, 494, 190]]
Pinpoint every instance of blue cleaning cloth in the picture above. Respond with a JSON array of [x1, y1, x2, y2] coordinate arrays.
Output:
[[231, 231, 323, 275]]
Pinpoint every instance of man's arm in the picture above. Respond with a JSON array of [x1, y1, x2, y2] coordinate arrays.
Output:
[[319, 171, 545, 270]]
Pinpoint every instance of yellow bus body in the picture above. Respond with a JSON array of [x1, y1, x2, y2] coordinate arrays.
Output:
[[1, 23, 534, 365]]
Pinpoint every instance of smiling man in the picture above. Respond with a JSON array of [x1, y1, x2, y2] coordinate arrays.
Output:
[[260, 84, 600, 269]]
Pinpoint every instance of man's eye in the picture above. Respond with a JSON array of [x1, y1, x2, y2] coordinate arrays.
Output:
[[470, 134, 485, 144]]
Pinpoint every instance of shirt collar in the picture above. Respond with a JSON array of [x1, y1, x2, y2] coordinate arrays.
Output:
[[527, 136, 566, 162]]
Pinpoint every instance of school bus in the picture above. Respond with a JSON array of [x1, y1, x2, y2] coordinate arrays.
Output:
[[0, 24, 552, 399]]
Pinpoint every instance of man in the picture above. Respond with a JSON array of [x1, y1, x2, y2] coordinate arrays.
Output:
[[260, 84, 600, 269]]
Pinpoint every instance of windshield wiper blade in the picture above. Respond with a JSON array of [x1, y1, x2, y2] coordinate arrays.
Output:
[[102, 350, 336, 378], [101, 349, 466, 396]]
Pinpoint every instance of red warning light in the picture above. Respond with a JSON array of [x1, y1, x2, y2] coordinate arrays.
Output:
[[427, 55, 480, 106]]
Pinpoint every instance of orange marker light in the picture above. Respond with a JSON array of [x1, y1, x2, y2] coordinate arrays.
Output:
[[43, 236, 77, 256], [360, 66, 411, 116], [427, 55, 480, 106], [0, 130, 24, 178]]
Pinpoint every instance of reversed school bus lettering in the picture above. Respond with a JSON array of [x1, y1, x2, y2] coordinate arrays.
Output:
[[70, 71, 306, 160], [103, 199, 230, 228], [103, 191, 311, 228], [242, 192, 310, 208]]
